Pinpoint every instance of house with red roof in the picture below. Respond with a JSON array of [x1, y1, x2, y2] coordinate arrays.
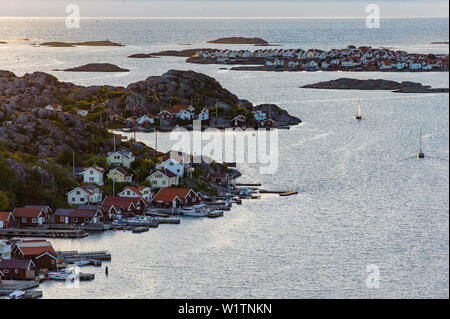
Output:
[[207, 173, 229, 185], [12, 207, 50, 227], [118, 186, 155, 203], [66, 185, 103, 205], [231, 115, 247, 128], [152, 188, 201, 208], [157, 109, 174, 121], [54, 206, 105, 225], [102, 196, 148, 217], [0, 259, 36, 280], [172, 105, 195, 120], [44, 104, 63, 112], [146, 168, 180, 188], [13, 240, 57, 270], [0, 212, 14, 229], [82, 166, 105, 185]]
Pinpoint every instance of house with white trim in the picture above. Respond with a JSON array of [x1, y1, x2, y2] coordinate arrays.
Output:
[[107, 150, 135, 169], [146, 168, 179, 188], [77, 109, 89, 117], [137, 114, 155, 125], [67, 185, 103, 205], [197, 108, 210, 121], [156, 157, 184, 177], [118, 186, 155, 202], [45, 104, 62, 112], [253, 110, 267, 121], [82, 166, 105, 186], [0, 239, 11, 260]]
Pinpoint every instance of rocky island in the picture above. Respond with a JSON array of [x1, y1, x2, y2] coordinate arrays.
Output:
[[56, 63, 130, 72], [301, 78, 449, 93], [0, 70, 245, 209], [0, 41, 6, 44], [39, 40, 124, 47], [207, 37, 273, 46]]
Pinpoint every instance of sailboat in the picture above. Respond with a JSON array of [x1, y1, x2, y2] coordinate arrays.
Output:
[[417, 128, 425, 158], [355, 100, 362, 120]]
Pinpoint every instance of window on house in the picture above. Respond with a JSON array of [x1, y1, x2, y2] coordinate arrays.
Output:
[[60, 217, 64, 222], [3, 269, 8, 273], [32, 218, 36, 223], [15, 269, 18, 274], [80, 198, 85, 202], [22, 218, 27, 223], [76, 191, 80, 195], [72, 198, 75, 201]]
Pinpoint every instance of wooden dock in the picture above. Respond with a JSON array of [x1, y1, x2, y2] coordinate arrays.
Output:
[[0, 228, 89, 238], [235, 183, 262, 187], [58, 251, 111, 261], [0, 280, 41, 297]]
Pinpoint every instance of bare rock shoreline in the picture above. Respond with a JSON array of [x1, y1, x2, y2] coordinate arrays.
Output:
[[301, 78, 449, 93], [207, 37, 275, 46]]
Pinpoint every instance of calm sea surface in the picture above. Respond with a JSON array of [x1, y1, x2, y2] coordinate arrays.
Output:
[[0, 18, 448, 299]]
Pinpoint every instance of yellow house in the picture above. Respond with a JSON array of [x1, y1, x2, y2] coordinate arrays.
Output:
[[146, 168, 179, 189], [107, 167, 133, 183]]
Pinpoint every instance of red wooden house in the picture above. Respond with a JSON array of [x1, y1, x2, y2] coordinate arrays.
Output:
[[12, 207, 50, 227], [13, 240, 58, 270], [54, 207, 104, 225], [0, 212, 14, 229], [207, 172, 229, 185], [152, 188, 201, 208], [231, 115, 247, 128], [0, 259, 36, 280], [102, 196, 148, 218]]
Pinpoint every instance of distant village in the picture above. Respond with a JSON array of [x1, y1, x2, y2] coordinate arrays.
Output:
[[188, 45, 449, 71], [45, 102, 278, 131]]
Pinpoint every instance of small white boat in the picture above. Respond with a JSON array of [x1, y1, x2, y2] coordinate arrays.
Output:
[[181, 205, 210, 217], [48, 269, 79, 281], [9, 291, 25, 299], [127, 216, 151, 224]]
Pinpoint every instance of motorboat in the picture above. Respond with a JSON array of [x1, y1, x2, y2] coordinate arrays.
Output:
[[9, 291, 26, 299], [48, 268, 79, 281], [181, 205, 210, 217]]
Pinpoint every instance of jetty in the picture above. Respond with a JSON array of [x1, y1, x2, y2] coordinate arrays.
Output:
[[0, 280, 42, 299], [0, 228, 88, 238], [58, 250, 112, 261]]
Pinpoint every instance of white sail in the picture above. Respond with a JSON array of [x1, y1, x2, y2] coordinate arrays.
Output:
[[357, 101, 361, 117]]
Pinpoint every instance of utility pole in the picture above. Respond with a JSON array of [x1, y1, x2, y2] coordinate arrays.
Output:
[[72, 150, 75, 175], [112, 179, 115, 196]]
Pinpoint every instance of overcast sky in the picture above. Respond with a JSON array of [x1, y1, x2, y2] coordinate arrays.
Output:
[[0, 0, 448, 18]]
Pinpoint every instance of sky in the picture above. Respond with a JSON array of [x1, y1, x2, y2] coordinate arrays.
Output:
[[0, 0, 449, 18]]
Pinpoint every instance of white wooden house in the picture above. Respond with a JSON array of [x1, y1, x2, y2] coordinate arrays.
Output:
[[106, 150, 135, 169], [82, 166, 105, 186], [67, 186, 103, 205]]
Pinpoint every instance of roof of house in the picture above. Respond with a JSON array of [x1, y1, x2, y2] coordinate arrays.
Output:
[[148, 168, 177, 179], [13, 207, 45, 218], [0, 259, 34, 269], [77, 205, 104, 211], [120, 186, 143, 196], [0, 212, 13, 222], [102, 196, 145, 210], [108, 167, 132, 177], [15, 240, 56, 257], [84, 166, 105, 174], [153, 188, 197, 203], [172, 105, 192, 113], [107, 150, 134, 159], [207, 173, 228, 179], [54, 209, 74, 217], [71, 209, 101, 219]]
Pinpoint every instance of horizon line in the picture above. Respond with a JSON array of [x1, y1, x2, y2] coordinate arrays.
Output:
[[0, 16, 449, 19]]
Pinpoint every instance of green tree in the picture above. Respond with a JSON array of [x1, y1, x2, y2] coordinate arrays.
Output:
[[0, 191, 9, 210]]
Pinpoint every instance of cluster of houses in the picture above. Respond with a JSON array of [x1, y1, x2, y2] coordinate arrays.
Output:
[[44, 103, 89, 117], [195, 45, 449, 71], [0, 238, 58, 280], [124, 104, 275, 130], [0, 148, 230, 230]]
